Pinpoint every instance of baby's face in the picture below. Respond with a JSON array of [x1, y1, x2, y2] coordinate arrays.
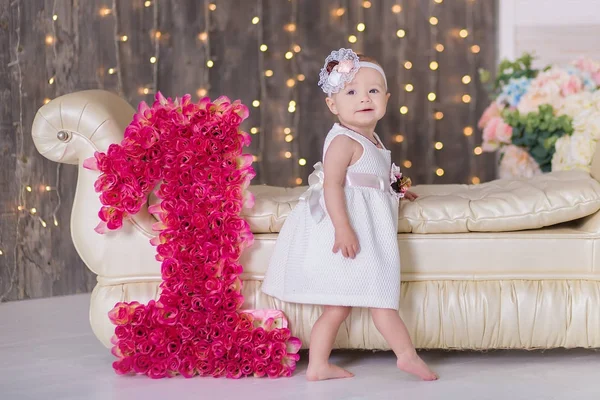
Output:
[[326, 67, 390, 128]]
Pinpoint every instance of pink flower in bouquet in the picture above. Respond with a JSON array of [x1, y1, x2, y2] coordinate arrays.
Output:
[[267, 363, 283, 378], [572, 57, 600, 84], [478, 102, 502, 129], [148, 361, 168, 379], [113, 358, 133, 375], [482, 116, 513, 151], [133, 354, 152, 374], [518, 67, 584, 113], [253, 361, 268, 378]]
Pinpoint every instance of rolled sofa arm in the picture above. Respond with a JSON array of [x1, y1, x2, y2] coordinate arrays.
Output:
[[32, 90, 135, 164]]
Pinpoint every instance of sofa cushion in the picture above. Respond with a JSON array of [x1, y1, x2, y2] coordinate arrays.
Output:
[[241, 170, 600, 234]]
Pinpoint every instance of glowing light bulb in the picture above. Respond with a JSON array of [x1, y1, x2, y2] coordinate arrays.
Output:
[[285, 23, 297, 32], [285, 135, 294, 142], [250, 127, 259, 134], [52, 14, 58, 21], [150, 56, 157, 63], [429, 61, 439, 70], [404, 84, 414, 92], [286, 79, 296, 87], [357, 23, 366, 32], [434, 111, 444, 120], [198, 32, 208, 42], [462, 75, 472, 84], [252, 17, 260, 24], [260, 44, 268, 52], [285, 51, 294, 59], [99, 7, 112, 16], [395, 135, 404, 143], [463, 126, 474, 136], [296, 177, 303, 185], [429, 17, 438, 25], [26, 186, 32, 192], [400, 106, 408, 114], [436, 168, 444, 176], [299, 158, 307, 166], [471, 177, 481, 184], [252, 100, 260, 107], [459, 29, 469, 38], [209, 3, 217, 11], [396, 29, 406, 38], [206, 60, 214, 68], [435, 141, 444, 150], [404, 61, 412, 69], [474, 146, 483, 155], [471, 45, 481, 54], [265, 70, 274, 77], [120, 35, 128, 42], [392, 5, 402, 13], [30, 208, 37, 214], [428, 92, 437, 101], [363, 1, 372, 8], [297, 74, 305, 81], [293, 45, 302, 53], [348, 35, 357, 43], [335, 8, 346, 17], [403, 160, 412, 168], [197, 88, 208, 97], [284, 151, 292, 158], [462, 94, 471, 103], [284, 128, 292, 134], [435, 43, 444, 52], [45, 35, 55, 45]]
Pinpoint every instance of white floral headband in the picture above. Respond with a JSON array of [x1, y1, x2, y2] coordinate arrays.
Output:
[[318, 48, 388, 96]]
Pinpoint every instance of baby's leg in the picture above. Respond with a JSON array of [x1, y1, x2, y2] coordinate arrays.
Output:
[[306, 305, 354, 381], [370, 308, 438, 381]]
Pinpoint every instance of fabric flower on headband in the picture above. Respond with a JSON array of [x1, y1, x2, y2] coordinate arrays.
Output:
[[318, 48, 361, 95]]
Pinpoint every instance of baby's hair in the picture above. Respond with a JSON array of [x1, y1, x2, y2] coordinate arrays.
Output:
[[325, 54, 382, 73]]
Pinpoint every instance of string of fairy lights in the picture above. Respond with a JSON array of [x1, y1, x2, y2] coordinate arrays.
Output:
[[0, 0, 488, 257]]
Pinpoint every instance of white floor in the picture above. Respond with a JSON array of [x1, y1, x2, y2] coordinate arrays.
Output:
[[1, 295, 599, 400]]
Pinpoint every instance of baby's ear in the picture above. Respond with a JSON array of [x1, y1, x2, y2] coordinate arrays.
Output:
[[325, 96, 338, 115]]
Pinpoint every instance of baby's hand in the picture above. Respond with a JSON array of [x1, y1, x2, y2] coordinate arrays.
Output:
[[333, 227, 360, 259], [403, 190, 418, 201]]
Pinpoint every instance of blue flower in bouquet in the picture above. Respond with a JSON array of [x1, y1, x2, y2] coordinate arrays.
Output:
[[496, 77, 532, 107]]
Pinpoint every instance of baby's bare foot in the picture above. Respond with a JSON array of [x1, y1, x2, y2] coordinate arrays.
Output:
[[396, 351, 438, 381], [306, 363, 354, 381]]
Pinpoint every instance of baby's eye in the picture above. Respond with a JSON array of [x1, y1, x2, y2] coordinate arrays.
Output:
[[369, 89, 379, 93], [347, 90, 356, 95]]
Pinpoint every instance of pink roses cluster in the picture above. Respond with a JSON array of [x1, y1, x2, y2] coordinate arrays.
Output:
[[85, 93, 301, 379]]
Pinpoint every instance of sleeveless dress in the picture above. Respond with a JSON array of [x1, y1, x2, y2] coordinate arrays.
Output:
[[261, 123, 401, 310]]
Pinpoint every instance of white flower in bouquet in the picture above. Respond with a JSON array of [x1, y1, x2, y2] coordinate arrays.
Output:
[[573, 108, 600, 139], [552, 132, 597, 172], [498, 145, 542, 179], [557, 91, 593, 119]]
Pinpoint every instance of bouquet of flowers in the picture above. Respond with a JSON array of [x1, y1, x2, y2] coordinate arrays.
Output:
[[478, 53, 600, 178]]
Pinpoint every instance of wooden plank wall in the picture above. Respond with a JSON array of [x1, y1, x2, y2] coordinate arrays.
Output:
[[0, 0, 497, 301]]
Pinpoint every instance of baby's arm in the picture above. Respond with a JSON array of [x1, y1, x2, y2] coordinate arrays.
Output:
[[323, 135, 361, 259]]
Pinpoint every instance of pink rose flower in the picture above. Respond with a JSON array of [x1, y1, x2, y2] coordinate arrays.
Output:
[[478, 102, 502, 129], [113, 357, 133, 375], [482, 117, 513, 151]]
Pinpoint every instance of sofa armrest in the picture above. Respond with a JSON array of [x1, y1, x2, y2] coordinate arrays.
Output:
[[32, 90, 135, 164]]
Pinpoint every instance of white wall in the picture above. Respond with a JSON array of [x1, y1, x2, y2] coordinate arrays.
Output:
[[499, 0, 600, 67]]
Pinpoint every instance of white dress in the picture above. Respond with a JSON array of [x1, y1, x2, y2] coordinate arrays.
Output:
[[261, 123, 401, 310]]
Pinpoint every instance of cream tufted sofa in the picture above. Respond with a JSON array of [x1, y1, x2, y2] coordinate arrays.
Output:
[[33, 90, 600, 350]]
